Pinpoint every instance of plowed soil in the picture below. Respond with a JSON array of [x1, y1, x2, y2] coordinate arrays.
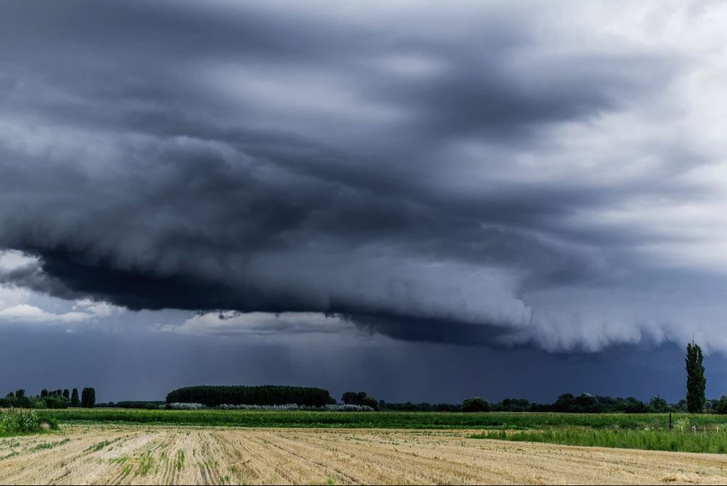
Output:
[[1, 426, 726, 484]]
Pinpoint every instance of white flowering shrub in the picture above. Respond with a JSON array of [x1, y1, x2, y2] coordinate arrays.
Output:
[[165, 402, 376, 412], [214, 403, 374, 412], [167, 402, 206, 410], [323, 404, 374, 412]]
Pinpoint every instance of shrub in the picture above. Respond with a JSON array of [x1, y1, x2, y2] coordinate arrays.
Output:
[[213, 403, 375, 412], [324, 404, 374, 412], [167, 402, 206, 410], [462, 397, 491, 412]]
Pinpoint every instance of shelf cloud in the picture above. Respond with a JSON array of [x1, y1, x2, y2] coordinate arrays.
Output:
[[2, 0, 727, 353]]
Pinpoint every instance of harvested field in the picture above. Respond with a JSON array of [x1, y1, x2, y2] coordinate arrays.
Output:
[[1, 425, 727, 484]]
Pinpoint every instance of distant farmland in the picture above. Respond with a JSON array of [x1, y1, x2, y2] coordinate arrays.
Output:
[[35, 408, 727, 433]]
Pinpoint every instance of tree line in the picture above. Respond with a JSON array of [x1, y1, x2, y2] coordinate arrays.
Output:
[[358, 342, 723, 414], [0, 387, 96, 409], [166, 385, 335, 407], [0, 343, 716, 414]]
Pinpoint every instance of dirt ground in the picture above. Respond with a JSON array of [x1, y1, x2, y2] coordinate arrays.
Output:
[[1, 426, 727, 484]]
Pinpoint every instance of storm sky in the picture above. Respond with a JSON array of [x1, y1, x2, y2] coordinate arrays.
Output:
[[2, 0, 727, 402]]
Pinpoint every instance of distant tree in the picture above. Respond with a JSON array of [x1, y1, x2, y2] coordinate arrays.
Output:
[[341, 392, 366, 405], [5, 392, 14, 398], [15, 389, 25, 399], [462, 397, 491, 412], [498, 398, 531, 412], [686, 342, 706, 413], [63, 389, 70, 400], [715, 395, 727, 414], [71, 388, 80, 407], [572, 393, 600, 413], [41, 389, 49, 398], [649, 395, 669, 413], [42, 394, 69, 409], [341, 391, 379, 410], [81, 387, 96, 408], [27, 397, 47, 409]]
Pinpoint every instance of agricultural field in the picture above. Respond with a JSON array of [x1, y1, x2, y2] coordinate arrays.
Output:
[[3, 424, 727, 484], [35, 408, 727, 431], [4, 409, 727, 484]]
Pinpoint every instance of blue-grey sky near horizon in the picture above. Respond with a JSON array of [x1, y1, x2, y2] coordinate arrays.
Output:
[[2, 0, 727, 403]]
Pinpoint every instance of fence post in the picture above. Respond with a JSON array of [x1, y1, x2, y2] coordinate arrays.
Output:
[[669, 412, 672, 430]]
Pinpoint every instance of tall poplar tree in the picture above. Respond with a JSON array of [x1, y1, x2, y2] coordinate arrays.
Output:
[[686, 342, 707, 413]]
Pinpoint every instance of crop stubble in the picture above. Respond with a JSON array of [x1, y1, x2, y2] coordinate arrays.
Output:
[[1, 426, 726, 484]]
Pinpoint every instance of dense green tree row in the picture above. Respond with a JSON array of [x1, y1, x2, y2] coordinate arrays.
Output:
[[166, 386, 335, 407], [0, 387, 93, 409], [379, 395, 686, 414]]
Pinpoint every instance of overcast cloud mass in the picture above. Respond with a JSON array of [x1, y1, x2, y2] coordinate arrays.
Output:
[[2, 0, 727, 401]]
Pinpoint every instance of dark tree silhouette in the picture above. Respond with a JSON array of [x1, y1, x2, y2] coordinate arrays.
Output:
[[686, 342, 706, 413], [81, 387, 96, 408]]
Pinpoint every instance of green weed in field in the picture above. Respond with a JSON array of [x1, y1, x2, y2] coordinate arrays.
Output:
[[137, 451, 155, 476], [31, 438, 70, 451], [175, 450, 185, 471], [87, 440, 111, 452], [470, 427, 727, 454]]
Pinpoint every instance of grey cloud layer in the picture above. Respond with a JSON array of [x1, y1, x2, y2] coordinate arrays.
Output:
[[0, 0, 723, 350]]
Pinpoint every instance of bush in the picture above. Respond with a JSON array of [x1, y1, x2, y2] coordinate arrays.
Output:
[[166, 386, 334, 407], [167, 402, 206, 410], [324, 404, 374, 412], [213, 403, 375, 412], [462, 397, 491, 412]]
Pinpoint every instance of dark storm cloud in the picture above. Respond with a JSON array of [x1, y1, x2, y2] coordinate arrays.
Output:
[[0, 0, 716, 350], [346, 314, 518, 347]]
